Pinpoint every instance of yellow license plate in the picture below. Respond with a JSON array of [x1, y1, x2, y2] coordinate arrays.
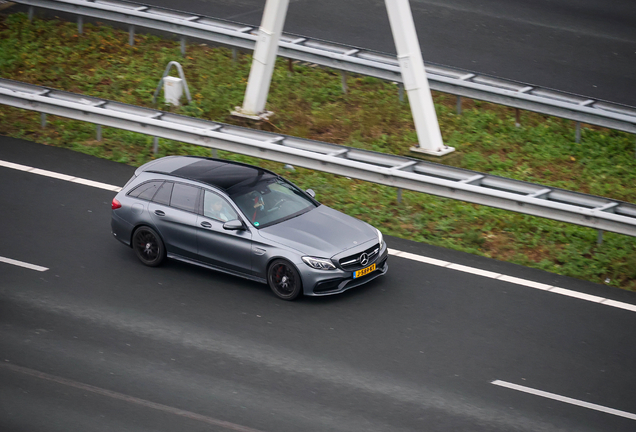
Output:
[[354, 263, 376, 279]]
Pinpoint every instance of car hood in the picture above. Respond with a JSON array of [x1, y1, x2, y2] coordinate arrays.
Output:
[[259, 205, 377, 257]]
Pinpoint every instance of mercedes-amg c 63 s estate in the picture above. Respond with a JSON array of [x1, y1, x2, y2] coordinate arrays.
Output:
[[111, 156, 388, 300]]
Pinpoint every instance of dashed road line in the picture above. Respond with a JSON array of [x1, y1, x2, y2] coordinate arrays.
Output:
[[0, 362, 265, 432], [2, 158, 634, 313], [492, 380, 636, 421], [0, 256, 48, 272], [388, 249, 636, 313]]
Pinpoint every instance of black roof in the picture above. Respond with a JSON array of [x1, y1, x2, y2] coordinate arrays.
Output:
[[152, 157, 277, 192]]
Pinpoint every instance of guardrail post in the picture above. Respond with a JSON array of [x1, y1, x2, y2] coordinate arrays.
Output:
[[456, 96, 462, 115], [77, 16, 83, 35], [180, 36, 186, 56], [233, 0, 290, 119], [40, 113, 46, 129], [341, 71, 348, 94], [28, 6, 34, 22], [232, 48, 238, 63], [398, 83, 404, 103], [397, 187, 403, 203], [597, 229, 604, 245], [129, 25, 135, 46], [211, 148, 218, 158], [575, 122, 581, 143], [96, 125, 102, 141], [385, 0, 453, 156], [515, 108, 521, 127], [153, 137, 158, 154]]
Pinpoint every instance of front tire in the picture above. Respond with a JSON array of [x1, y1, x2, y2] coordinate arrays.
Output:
[[132, 226, 165, 267], [267, 259, 302, 300]]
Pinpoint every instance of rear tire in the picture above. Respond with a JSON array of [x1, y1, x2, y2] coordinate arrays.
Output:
[[267, 259, 302, 300], [132, 226, 165, 267]]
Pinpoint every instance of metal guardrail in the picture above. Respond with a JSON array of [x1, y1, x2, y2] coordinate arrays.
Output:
[[10, 0, 636, 136], [2, 77, 636, 237]]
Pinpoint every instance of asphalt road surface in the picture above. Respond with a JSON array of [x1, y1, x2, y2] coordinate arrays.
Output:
[[1, 136, 636, 431], [133, 0, 636, 106]]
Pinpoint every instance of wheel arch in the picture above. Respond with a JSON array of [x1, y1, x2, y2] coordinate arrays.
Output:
[[265, 255, 302, 279]]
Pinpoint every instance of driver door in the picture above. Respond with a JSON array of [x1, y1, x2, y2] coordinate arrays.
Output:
[[196, 189, 253, 275]]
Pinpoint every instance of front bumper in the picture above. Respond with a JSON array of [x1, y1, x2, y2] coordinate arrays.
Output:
[[300, 247, 389, 296]]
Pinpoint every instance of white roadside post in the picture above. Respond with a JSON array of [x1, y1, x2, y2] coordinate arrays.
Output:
[[385, 0, 454, 156], [232, 0, 290, 120], [163, 76, 184, 106]]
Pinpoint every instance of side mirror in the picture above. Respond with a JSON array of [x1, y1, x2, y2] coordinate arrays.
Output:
[[306, 189, 316, 198], [223, 219, 245, 231]]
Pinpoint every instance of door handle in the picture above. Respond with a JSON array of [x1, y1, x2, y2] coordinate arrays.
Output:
[[154, 210, 165, 216], [200, 221, 212, 228]]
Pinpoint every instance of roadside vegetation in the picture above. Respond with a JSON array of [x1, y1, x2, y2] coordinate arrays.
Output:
[[1, 13, 636, 290]]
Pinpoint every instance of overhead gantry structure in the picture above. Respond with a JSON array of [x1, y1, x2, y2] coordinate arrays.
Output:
[[232, 0, 454, 156]]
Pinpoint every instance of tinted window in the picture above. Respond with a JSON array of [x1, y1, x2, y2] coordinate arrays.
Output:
[[230, 177, 316, 228], [203, 190, 239, 222], [152, 182, 173, 205], [170, 183, 200, 213], [128, 181, 163, 200]]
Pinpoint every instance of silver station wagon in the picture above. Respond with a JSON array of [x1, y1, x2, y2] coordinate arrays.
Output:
[[111, 156, 388, 300]]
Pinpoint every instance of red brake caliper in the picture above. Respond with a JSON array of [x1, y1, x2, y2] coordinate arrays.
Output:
[[276, 266, 284, 284]]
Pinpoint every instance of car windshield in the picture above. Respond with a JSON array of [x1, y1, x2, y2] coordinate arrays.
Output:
[[228, 175, 317, 228]]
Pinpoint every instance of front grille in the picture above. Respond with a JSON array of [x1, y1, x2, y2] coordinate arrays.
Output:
[[339, 243, 380, 271]]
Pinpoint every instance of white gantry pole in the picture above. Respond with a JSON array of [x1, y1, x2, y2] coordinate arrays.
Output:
[[233, 0, 290, 120], [385, 0, 454, 155]]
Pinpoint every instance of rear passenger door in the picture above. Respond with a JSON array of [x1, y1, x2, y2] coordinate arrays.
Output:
[[148, 182, 201, 259]]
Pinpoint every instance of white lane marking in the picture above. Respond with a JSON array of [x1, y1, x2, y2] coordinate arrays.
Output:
[[0, 256, 48, 272], [447, 263, 501, 279], [30, 168, 75, 181], [388, 249, 636, 313], [497, 275, 552, 291], [548, 287, 606, 303], [600, 299, 636, 313], [0, 160, 31, 171], [492, 380, 636, 421], [1, 363, 265, 432], [0, 159, 122, 192], [389, 249, 451, 267], [72, 177, 122, 191]]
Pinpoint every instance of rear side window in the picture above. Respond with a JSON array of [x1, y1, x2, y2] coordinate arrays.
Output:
[[128, 181, 163, 200], [152, 182, 173, 205], [170, 183, 200, 213]]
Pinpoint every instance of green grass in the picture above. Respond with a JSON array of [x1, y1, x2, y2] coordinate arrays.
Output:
[[1, 13, 636, 290]]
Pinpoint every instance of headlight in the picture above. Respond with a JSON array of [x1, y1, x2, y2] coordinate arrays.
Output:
[[302, 256, 336, 270], [376, 229, 384, 248]]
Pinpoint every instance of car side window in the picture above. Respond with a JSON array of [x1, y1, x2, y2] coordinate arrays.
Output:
[[128, 181, 163, 200], [152, 181, 173, 205], [203, 190, 239, 222], [170, 183, 200, 213]]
